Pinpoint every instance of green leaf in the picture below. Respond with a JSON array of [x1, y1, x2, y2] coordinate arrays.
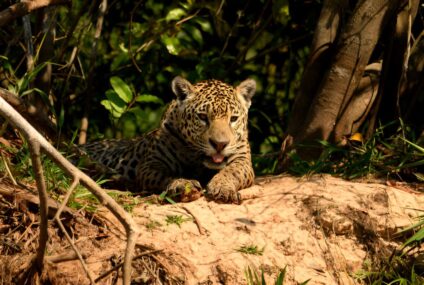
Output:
[[400, 137, 424, 154], [165, 196, 177, 204], [110, 76, 133, 103], [195, 18, 212, 34], [105, 90, 126, 112], [161, 35, 182, 55], [165, 8, 186, 22], [403, 227, 424, 248], [414, 172, 424, 181], [184, 25, 203, 45], [135, 94, 164, 105], [101, 90, 127, 118]]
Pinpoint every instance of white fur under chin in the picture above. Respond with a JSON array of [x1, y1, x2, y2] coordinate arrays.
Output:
[[203, 160, 227, 170]]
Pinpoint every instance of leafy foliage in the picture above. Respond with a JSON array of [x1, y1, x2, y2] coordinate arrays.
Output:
[[0, 0, 317, 155], [165, 214, 191, 227]]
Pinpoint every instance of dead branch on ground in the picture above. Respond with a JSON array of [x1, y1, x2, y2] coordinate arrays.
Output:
[[0, 95, 139, 284]]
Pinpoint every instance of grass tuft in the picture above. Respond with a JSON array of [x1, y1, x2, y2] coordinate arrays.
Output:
[[236, 244, 264, 255]]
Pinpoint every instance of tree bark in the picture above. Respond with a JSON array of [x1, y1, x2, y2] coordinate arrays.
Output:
[[285, 0, 347, 141], [278, 0, 403, 170], [375, 0, 420, 132], [333, 65, 380, 139], [298, 0, 399, 145], [0, 0, 70, 28]]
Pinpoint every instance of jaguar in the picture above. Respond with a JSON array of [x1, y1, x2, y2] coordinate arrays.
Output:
[[81, 76, 256, 203]]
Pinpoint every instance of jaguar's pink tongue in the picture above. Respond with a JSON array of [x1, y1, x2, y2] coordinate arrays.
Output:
[[212, 154, 225, 163]]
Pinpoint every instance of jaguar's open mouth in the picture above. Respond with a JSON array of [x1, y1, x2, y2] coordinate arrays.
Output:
[[203, 154, 228, 170]]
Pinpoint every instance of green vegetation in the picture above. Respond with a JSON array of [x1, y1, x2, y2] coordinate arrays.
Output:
[[145, 220, 162, 231], [1, 0, 313, 152], [236, 244, 265, 256], [289, 122, 424, 181], [245, 266, 309, 285], [358, 216, 424, 284], [165, 214, 191, 228], [355, 212, 424, 285]]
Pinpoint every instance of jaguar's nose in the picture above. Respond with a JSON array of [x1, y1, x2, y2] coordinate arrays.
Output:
[[209, 138, 229, 152]]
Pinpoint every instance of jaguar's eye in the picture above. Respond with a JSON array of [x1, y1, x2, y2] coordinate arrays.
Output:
[[230, 115, 238, 123], [197, 113, 208, 123]]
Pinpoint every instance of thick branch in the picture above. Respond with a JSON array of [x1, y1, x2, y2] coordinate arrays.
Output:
[[27, 141, 49, 271], [0, 0, 70, 28], [0, 88, 57, 141]]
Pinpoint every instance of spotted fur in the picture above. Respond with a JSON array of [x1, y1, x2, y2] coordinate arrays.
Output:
[[82, 76, 256, 203]]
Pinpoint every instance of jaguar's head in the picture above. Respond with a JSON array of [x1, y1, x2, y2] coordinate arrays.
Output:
[[170, 76, 256, 170]]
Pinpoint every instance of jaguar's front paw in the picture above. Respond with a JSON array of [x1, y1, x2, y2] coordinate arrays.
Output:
[[206, 178, 240, 204], [165, 179, 203, 202]]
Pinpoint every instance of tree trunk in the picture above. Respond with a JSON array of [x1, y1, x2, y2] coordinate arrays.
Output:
[[279, 0, 403, 168], [284, 0, 347, 142]]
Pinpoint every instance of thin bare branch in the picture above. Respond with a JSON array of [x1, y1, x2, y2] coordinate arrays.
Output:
[[27, 141, 49, 271], [94, 249, 163, 283], [55, 215, 96, 283], [129, 0, 144, 73], [46, 251, 87, 263], [54, 177, 79, 221]]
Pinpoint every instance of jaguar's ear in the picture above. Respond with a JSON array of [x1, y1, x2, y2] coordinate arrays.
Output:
[[172, 76, 194, 101], [236, 79, 256, 108]]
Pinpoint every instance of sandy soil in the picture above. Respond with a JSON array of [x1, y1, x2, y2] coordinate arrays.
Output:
[[1, 174, 423, 284]]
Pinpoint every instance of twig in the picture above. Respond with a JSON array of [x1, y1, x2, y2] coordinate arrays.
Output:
[[181, 206, 205, 235], [55, 215, 96, 283], [94, 249, 163, 283], [175, 10, 200, 26], [1, 153, 17, 185], [27, 141, 49, 272], [54, 177, 78, 221], [141, 258, 163, 285], [129, 0, 143, 73], [215, 0, 225, 16], [58, 0, 92, 62], [15, 221, 35, 244], [46, 251, 87, 263]]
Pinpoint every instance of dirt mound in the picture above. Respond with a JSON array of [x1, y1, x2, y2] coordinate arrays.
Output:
[[1, 175, 423, 284], [101, 175, 422, 284]]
